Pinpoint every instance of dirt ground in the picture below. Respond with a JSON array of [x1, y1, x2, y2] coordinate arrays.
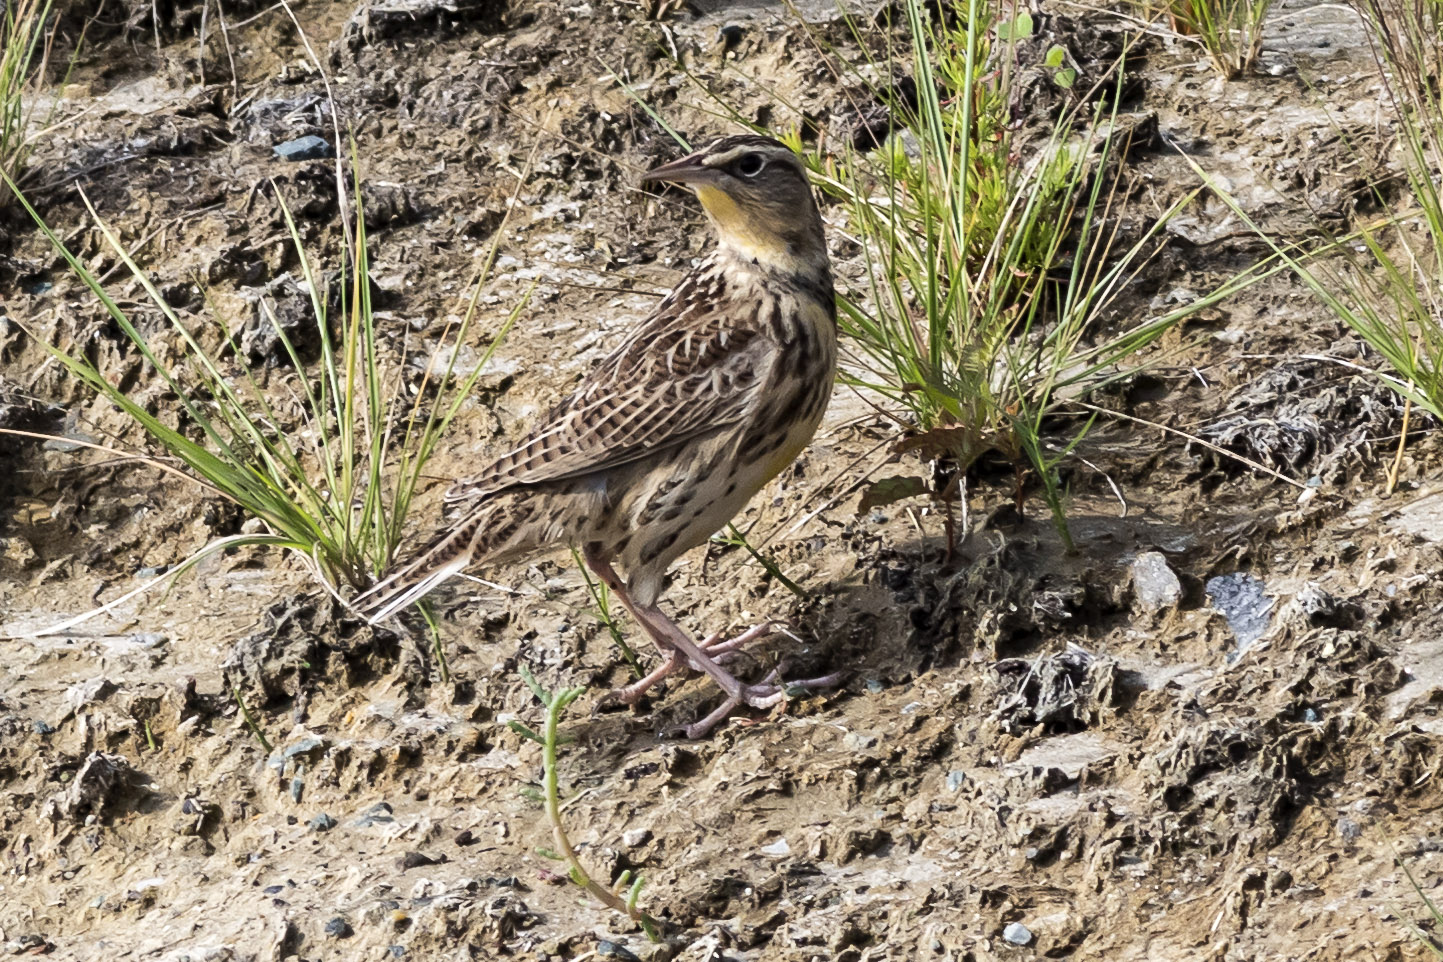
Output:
[[4, 0, 1443, 958]]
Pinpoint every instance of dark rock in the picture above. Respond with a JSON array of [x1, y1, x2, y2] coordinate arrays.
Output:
[[598, 940, 642, 961], [398, 851, 445, 870], [310, 813, 338, 832], [324, 917, 354, 938], [273, 135, 334, 161]]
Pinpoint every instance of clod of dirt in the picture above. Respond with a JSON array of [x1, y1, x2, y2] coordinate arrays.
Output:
[[42, 752, 146, 825], [221, 595, 406, 707], [1194, 351, 1418, 482], [990, 645, 1123, 735]]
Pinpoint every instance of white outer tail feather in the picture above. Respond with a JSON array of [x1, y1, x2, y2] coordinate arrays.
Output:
[[356, 553, 471, 623]]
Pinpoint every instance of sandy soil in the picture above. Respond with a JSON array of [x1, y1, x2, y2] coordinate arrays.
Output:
[[4, 0, 1443, 959]]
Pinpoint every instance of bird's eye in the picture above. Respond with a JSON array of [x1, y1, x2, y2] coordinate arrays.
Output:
[[735, 153, 766, 177]]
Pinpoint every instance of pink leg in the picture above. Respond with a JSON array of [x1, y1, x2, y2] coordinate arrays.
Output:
[[607, 622, 778, 707], [582, 548, 841, 737]]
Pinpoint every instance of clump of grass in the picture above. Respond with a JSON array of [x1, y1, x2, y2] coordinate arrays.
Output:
[[794, 0, 1241, 546], [3, 153, 528, 625], [1, 0, 55, 198], [1186, 0, 1443, 485], [1135, 0, 1273, 79], [509, 668, 660, 940]]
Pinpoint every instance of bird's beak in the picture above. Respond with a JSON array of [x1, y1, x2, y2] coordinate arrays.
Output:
[[641, 150, 718, 186]]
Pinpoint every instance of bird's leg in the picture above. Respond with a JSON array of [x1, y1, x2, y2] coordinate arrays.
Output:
[[583, 548, 750, 699], [582, 548, 834, 736]]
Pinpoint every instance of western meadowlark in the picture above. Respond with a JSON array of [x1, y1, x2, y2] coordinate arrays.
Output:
[[357, 134, 840, 737]]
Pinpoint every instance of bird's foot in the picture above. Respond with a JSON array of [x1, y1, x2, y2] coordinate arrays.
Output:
[[602, 621, 779, 708], [680, 663, 848, 740]]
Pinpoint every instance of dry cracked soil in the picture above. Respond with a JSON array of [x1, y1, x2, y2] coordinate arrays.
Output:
[[4, 0, 1443, 959]]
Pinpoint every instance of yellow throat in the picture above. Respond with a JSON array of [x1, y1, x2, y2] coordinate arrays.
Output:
[[695, 184, 799, 272]]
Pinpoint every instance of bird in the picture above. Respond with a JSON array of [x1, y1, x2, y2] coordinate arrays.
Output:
[[355, 133, 841, 737]]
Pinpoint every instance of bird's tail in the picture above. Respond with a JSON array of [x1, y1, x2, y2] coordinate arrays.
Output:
[[353, 510, 489, 622]]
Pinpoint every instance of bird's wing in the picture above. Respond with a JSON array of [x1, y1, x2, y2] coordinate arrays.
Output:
[[445, 268, 774, 503]]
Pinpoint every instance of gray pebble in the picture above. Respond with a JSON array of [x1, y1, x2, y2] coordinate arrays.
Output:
[[598, 941, 641, 961], [622, 828, 652, 848], [1132, 552, 1182, 610], [1002, 922, 1033, 945], [273, 135, 333, 161]]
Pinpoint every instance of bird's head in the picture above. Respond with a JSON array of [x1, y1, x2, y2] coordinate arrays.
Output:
[[642, 135, 827, 278]]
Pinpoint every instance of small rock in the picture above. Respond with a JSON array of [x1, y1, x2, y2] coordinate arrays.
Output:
[[282, 736, 326, 761], [946, 770, 967, 792], [1338, 817, 1362, 841], [309, 814, 337, 832], [843, 732, 878, 751], [1002, 922, 1033, 946], [1206, 572, 1273, 656], [622, 828, 652, 848], [900, 701, 923, 714], [354, 802, 395, 827], [324, 917, 353, 939], [273, 135, 333, 161], [398, 851, 444, 870], [598, 941, 642, 961], [760, 838, 791, 857], [32, 719, 55, 735], [1131, 552, 1182, 610]]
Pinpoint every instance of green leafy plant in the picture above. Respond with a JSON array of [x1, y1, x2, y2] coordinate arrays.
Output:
[[509, 668, 659, 940], [3, 154, 528, 623]]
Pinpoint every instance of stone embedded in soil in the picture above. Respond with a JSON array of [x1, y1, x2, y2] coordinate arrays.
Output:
[[1131, 551, 1182, 610], [1003, 922, 1034, 946], [308, 813, 337, 832], [760, 838, 791, 857], [324, 917, 354, 939], [621, 828, 652, 848], [1205, 572, 1274, 656], [597, 941, 642, 961], [273, 135, 333, 161]]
